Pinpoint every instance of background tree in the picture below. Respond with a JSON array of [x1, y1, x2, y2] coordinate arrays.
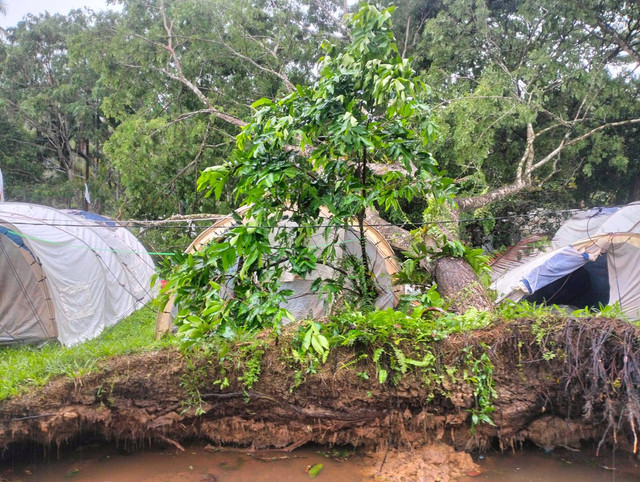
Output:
[[80, 0, 347, 218], [0, 10, 110, 207], [0, 107, 42, 200], [409, 0, 640, 215], [2, 0, 638, 252]]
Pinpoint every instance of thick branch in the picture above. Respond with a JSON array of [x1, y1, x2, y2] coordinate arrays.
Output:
[[456, 180, 528, 213], [214, 39, 295, 93], [401, 15, 411, 59], [457, 117, 640, 212], [515, 123, 535, 184], [367, 162, 414, 176], [158, 1, 246, 129], [596, 18, 640, 66]]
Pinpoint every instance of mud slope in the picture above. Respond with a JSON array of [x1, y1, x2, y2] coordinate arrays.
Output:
[[1, 317, 639, 457]]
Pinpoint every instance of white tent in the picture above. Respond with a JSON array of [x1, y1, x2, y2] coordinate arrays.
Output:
[[493, 202, 640, 320], [552, 202, 640, 248], [0, 203, 156, 345], [157, 207, 402, 335]]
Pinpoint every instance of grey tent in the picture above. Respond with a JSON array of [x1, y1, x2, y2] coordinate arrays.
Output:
[[0, 203, 156, 345], [157, 206, 402, 335], [492, 202, 640, 319]]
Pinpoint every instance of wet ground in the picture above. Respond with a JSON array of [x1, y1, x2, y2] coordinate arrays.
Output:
[[1, 442, 639, 481]]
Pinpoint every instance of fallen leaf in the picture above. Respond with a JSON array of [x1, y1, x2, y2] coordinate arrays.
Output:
[[306, 463, 323, 478]]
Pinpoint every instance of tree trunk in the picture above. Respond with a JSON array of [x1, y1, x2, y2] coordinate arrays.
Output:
[[366, 209, 493, 313], [434, 256, 493, 314]]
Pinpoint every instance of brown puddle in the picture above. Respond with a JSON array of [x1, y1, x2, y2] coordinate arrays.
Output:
[[1, 442, 639, 481]]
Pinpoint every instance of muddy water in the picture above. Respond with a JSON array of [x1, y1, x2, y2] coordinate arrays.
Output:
[[2, 442, 639, 481], [1, 444, 366, 482], [476, 447, 640, 481]]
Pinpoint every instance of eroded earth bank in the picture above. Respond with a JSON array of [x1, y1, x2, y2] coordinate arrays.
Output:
[[1, 316, 639, 480]]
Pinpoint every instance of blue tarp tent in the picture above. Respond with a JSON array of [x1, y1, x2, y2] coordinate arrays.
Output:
[[493, 202, 640, 319], [492, 233, 640, 320]]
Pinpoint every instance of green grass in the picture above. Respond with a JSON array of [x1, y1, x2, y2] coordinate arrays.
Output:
[[0, 308, 175, 401]]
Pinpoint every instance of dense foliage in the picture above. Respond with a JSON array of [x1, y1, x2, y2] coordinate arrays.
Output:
[[159, 5, 451, 343], [0, 0, 637, 230]]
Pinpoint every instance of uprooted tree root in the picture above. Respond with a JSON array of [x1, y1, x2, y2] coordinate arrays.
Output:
[[1, 317, 639, 465], [561, 317, 640, 455]]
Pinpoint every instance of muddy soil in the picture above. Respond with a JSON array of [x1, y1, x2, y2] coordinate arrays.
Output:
[[1, 317, 639, 479]]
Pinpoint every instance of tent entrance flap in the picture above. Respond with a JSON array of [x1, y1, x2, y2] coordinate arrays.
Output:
[[525, 256, 610, 309]]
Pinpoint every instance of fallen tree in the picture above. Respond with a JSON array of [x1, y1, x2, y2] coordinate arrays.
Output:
[[1, 316, 638, 462]]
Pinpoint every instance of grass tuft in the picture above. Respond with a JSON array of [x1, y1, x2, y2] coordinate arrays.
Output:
[[0, 308, 175, 401]]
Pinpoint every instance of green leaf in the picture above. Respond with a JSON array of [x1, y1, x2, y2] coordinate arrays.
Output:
[[317, 334, 329, 350], [302, 329, 313, 351], [251, 97, 274, 109], [308, 463, 323, 478], [311, 336, 324, 355]]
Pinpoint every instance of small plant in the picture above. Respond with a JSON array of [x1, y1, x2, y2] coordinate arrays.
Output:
[[180, 351, 208, 415], [161, 4, 453, 349], [571, 302, 627, 320], [463, 347, 497, 433], [297, 322, 330, 363], [496, 300, 556, 321], [237, 343, 266, 390]]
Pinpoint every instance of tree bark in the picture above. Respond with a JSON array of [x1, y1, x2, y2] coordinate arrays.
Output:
[[434, 257, 493, 314], [366, 208, 492, 313]]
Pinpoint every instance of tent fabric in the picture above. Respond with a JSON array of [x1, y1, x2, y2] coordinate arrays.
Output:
[[606, 238, 640, 320], [551, 207, 619, 249], [157, 207, 402, 335], [595, 202, 640, 236], [0, 235, 56, 343], [493, 231, 640, 320], [551, 202, 640, 249], [0, 226, 30, 251], [63, 209, 118, 227], [0, 203, 156, 346], [519, 246, 590, 295], [492, 246, 590, 302]]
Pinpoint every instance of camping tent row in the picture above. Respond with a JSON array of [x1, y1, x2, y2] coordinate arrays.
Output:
[[156, 207, 402, 335], [0, 203, 156, 346], [492, 202, 640, 320]]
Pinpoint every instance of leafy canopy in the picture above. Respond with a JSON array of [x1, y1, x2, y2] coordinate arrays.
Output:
[[161, 4, 453, 345]]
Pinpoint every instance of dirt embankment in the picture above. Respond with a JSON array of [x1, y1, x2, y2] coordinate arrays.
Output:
[[1, 317, 639, 473]]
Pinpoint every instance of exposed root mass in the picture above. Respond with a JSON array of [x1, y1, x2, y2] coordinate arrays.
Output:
[[1, 317, 639, 468]]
